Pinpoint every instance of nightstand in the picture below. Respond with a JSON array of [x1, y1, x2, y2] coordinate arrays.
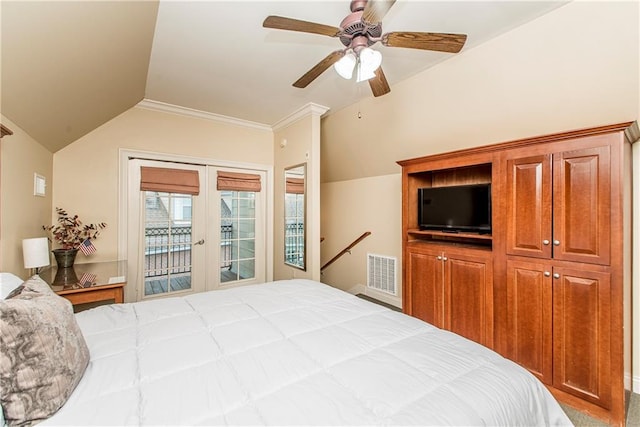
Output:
[[39, 261, 127, 309]]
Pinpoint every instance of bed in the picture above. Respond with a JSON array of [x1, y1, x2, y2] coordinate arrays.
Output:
[[1, 274, 572, 426]]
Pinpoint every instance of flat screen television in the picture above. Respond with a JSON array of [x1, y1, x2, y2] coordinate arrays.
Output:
[[418, 183, 491, 234]]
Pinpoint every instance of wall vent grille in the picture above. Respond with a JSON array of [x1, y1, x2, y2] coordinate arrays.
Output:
[[367, 253, 397, 296]]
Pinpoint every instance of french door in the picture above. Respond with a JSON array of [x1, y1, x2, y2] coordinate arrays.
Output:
[[128, 159, 206, 300], [208, 168, 266, 288], [127, 158, 267, 302]]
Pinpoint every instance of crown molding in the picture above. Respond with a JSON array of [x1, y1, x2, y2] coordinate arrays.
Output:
[[136, 99, 272, 131], [272, 103, 330, 132], [136, 99, 330, 133], [0, 124, 14, 138]]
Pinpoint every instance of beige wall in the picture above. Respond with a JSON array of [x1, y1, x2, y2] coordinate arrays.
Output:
[[0, 115, 53, 278], [321, 174, 402, 306], [322, 1, 638, 302], [273, 104, 326, 281], [52, 105, 274, 264], [634, 0, 640, 394], [322, 1, 638, 184], [634, 142, 640, 392]]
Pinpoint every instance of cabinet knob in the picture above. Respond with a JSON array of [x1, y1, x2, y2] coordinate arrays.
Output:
[[436, 255, 442, 260], [443, 257, 448, 262], [553, 240, 560, 246], [553, 273, 560, 279], [542, 239, 550, 245], [544, 271, 551, 277]]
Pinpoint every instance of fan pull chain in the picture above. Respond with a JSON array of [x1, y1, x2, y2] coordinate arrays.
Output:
[[357, 84, 363, 119]]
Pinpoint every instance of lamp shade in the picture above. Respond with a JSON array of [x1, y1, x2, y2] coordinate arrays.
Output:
[[334, 51, 357, 79], [356, 47, 382, 82], [23, 237, 50, 269]]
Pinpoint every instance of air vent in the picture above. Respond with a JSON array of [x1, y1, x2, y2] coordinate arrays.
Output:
[[367, 254, 397, 296]]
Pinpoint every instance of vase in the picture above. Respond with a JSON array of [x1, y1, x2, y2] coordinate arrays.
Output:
[[52, 248, 78, 268]]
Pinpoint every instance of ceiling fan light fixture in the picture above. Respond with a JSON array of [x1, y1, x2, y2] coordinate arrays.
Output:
[[265, 1, 467, 97], [356, 47, 382, 82], [334, 51, 357, 79]]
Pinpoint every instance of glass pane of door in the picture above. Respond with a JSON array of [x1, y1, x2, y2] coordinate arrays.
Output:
[[143, 191, 193, 296], [220, 190, 256, 283]]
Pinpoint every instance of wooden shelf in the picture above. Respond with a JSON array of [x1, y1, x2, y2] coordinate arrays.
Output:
[[408, 229, 493, 241]]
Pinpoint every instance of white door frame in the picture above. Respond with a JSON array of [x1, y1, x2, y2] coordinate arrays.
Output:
[[118, 149, 273, 303]]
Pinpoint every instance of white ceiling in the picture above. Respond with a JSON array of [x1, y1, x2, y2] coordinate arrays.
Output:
[[1, 1, 567, 152]]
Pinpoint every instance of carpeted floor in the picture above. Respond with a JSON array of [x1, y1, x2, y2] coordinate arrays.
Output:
[[562, 392, 640, 426]]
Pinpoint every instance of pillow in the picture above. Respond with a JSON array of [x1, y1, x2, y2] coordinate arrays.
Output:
[[0, 275, 90, 426], [0, 273, 24, 299]]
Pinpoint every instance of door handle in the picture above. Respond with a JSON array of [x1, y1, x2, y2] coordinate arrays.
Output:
[[194, 239, 205, 245]]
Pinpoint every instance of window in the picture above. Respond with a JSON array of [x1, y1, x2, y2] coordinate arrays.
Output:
[[220, 190, 256, 283], [143, 191, 193, 296]]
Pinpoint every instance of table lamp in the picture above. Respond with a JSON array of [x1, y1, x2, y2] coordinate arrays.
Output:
[[23, 237, 50, 275]]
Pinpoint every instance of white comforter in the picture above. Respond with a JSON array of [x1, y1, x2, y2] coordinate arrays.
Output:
[[45, 279, 572, 426]]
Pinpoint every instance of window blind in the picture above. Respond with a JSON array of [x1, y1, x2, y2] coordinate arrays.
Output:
[[217, 171, 261, 192], [140, 167, 200, 195], [285, 177, 304, 195]]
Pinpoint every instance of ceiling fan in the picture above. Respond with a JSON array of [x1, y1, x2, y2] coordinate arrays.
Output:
[[263, 0, 467, 97]]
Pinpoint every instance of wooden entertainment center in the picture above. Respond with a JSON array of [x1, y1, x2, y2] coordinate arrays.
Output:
[[398, 122, 639, 426]]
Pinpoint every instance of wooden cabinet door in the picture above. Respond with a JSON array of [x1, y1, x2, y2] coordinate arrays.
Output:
[[553, 266, 611, 409], [406, 248, 444, 328], [553, 146, 611, 265], [505, 154, 552, 259], [506, 259, 553, 384], [443, 250, 493, 347]]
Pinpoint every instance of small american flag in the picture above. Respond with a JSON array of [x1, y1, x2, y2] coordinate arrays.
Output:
[[79, 238, 97, 256], [78, 272, 97, 287]]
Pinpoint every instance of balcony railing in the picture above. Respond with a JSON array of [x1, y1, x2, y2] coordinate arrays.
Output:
[[144, 225, 233, 277], [284, 222, 304, 265]]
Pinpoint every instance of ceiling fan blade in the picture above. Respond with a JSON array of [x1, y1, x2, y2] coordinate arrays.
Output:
[[368, 67, 390, 97], [383, 31, 467, 53], [293, 50, 344, 89], [263, 15, 341, 37], [362, 0, 396, 24]]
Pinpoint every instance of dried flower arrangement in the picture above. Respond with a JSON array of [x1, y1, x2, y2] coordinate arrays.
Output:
[[43, 207, 107, 250]]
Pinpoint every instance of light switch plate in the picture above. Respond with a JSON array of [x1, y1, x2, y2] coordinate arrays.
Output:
[[34, 173, 46, 197]]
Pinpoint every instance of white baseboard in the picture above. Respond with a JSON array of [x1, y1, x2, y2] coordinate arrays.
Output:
[[345, 283, 366, 296], [364, 288, 402, 308], [344, 283, 402, 308], [631, 374, 639, 393]]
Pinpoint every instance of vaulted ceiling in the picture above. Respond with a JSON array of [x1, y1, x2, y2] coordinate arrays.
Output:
[[1, 1, 566, 153]]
